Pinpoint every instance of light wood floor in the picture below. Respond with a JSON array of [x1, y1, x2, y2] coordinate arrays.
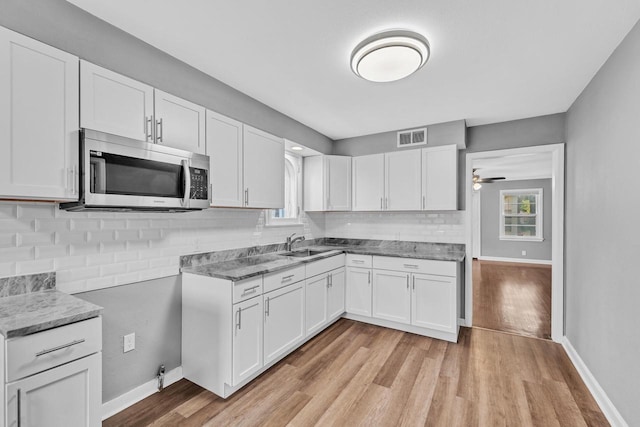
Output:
[[104, 319, 608, 427], [472, 260, 552, 340]]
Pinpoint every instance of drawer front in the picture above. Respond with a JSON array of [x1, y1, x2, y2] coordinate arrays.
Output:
[[233, 276, 263, 303], [263, 265, 306, 293], [305, 254, 345, 278], [372, 256, 456, 276], [6, 316, 102, 382], [345, 254, 372, 268]]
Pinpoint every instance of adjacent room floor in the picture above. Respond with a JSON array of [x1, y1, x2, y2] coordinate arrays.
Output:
[[105, 319, 606, 426], [472, 260, 552, 340]]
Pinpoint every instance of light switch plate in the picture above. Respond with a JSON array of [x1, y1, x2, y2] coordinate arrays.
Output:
[[124, 333, 135, 353]]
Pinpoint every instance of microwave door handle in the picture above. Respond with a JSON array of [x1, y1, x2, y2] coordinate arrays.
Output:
[[181, 160, 191, 207], [90, 157, 106, 194]]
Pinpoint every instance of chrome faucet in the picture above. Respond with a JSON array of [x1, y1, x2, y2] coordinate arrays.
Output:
[[286, 233, 305, 251]]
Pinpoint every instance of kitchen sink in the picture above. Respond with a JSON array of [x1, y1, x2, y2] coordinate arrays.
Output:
[[280, 249, 331, 258]]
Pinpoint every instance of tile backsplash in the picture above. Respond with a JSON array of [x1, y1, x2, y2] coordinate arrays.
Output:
[[0, 202, 322, 294], [324, 211, 466, 243]]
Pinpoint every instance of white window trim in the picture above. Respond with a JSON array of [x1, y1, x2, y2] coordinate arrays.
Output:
[[266, 153, 303, 226], [499, 188, 543, 242]]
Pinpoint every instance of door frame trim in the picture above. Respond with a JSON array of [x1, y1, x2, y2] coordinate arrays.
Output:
[[464, 143, 565, 342]]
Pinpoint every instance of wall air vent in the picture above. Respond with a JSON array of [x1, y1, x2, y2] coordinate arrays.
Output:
[[397, 127, 427, 148]]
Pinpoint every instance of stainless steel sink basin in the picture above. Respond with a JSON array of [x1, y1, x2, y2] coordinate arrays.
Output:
[[280, 249, 331, 258]]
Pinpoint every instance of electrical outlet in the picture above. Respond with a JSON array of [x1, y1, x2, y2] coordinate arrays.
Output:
[[123, 333, 135, 353], [521, 250, 527, 256]]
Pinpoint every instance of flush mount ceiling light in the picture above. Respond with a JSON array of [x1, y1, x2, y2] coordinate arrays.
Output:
[[290, 146, 303, 151], [351, 30, 430, 83]]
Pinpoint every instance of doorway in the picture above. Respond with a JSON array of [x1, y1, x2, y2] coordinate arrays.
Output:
[[465, 144, 565, 342]]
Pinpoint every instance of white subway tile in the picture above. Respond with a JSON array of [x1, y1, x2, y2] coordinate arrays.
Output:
[[99, 241, 127, 253], [57, 266, 100, 282], [18, 232, 54, 246], [54, 231, 87, 245], [100, 263, 127, 276], [17, 204, 54, 219], [0, 247, 33, 262], [0, 262, 16, 278], [139, 229, 163, 240], [0, 233, 17, 248], [0, 204, 18, 219], [126, 260, 148, 272], [100, 219, 127, 230], [35, 219, 70, 232], [35, 245, 68, 259], [87, 253, 115, 266], [87, 230, 116, 242], [16, 259, 55, 275], [114, 251, 138, 263], [115, 272, 140, 286], [126, 219, 149, 229], [70, 219, 101, 231], [58, 280, 87, 294], [114, 230, 139, 241], [86, 275, 115, 290], [70, 243, 100, 256], [55, 256, 86, 270]]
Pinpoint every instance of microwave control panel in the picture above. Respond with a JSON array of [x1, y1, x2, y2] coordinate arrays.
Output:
[[189, 167, 209, 200]]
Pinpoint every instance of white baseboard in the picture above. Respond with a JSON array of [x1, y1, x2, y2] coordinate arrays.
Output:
[[478, 256, 552, 265], [102, 366, 183, 421], [561, 337, 628, 427]]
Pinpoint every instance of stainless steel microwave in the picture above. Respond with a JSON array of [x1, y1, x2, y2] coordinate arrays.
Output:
[[60, 129, 210, 212]]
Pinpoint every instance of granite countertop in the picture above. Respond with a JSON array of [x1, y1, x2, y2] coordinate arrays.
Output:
[[181, 239, 465, 282], [0, 290, 103, 338]]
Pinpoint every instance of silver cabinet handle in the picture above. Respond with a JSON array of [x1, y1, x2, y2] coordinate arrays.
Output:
[[368, 270, 371, 284], [403, 264, 419, 269], [385, 197, 388, 210], [406, 275, 410, 289], [17, 388, 21, 427], [281, 274, 294, 282], [380, 198, 383, 209], [329, 273, 332, 287], [265, 297, 270, 318], [181, 160, 191, 207], [412, 275, 415, 290], [236, 307, 242, 330], [146, 116, 153, 141], [352, 259, 365, 264], [422, 195, 426, 210], [72, 165, 77, 196], [241, 285, 259, 296], [156, 118, 163, 143], [36, 338, 85, 357], [245, 188, 249, 206]]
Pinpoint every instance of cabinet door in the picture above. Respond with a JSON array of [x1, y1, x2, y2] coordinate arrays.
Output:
[[305, 274, 328, 336], [327, 267, 346, 319], [385, 150, 422, 210], [0, 27, 79, 201], [372, 270, 411, 325], [411, 273, 457, 332], [154, 89, 206, 154], [346, 267, 372, 317], [80, 60, 154, 142], [422, 145, 457, 210], [206, 110, 244, 207], [232, 297, 263, 386], [263, 282, 305, 365], [326, 156, 352, 211], [352, 154, 384, 211], [6, 353, 101, 427], [243, 126, 284, 209]]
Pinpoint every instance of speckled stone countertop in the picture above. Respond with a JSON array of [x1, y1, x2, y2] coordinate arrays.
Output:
[[181, 238, 465, 282], [0, 273, 102, 338]]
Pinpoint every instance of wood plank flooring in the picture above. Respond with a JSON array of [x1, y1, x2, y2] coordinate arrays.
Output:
[[472, 260, 552, 339], [104, 319, 608, 427]]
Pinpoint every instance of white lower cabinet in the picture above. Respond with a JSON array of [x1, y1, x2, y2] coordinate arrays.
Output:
[[305, 256, 346, 337], [232, 297, 263, 386], [346, 266, 372, 317], [411, 273, 457, 333], [2, 316, 103, 427], [305, 273, 329, 336], [263, 282, 305, 365], [372, 269, 411, 325], [327, 267, 345, 320]]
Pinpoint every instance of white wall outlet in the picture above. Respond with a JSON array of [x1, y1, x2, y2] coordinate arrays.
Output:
[[123, 333, 135, 353], [521, 250, 527, 256]]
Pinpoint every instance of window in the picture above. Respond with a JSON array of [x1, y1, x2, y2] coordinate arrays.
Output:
[[500, 188, 543, 241], [268, 153, 302, 225]]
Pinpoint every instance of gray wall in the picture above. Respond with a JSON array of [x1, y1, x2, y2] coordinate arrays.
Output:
[[332, 119, 467, 155], [0, 0, 333, 154], [77, 276, 182, 403], [565, 18, 640, 426], [479, 179, 552, 261]]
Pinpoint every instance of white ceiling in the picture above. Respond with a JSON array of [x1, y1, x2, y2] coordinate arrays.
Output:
[[473, 153, 552, 182], [67, 0, 640, 140]]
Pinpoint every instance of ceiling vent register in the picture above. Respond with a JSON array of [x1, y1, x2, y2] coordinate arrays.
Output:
[[397, 127, 427, 148]]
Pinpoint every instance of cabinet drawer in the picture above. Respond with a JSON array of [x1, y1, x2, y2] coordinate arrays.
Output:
[[305, 254, 345, 278], [233, 276, 263, 303], [263, 265, 306, 293], [372, 256, 456, 276], [6, 316, 102, 382], [346, 254, 372, 268]]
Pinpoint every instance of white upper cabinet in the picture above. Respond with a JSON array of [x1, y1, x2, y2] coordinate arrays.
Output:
[[352, 153, 385, 211], [0, 27, 79, 201], [80, 60, 154, 142], [385, 150, 422, 210], [243, 125, 284, 209], [206, 110, 244, 207], [80, 61, 205, 153], [304, 155, 351, 211], [154, 89, 206, 154], [422, 144, 458, 210]]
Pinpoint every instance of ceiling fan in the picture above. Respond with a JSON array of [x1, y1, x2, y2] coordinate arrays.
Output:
[[472, 168, 505, 190]]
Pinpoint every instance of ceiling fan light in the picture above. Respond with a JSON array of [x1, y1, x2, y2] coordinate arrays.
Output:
[[351, 30, 430, 83]]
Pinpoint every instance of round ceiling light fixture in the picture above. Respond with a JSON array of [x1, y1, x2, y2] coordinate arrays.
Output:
[[351, 30, 430, 83]]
